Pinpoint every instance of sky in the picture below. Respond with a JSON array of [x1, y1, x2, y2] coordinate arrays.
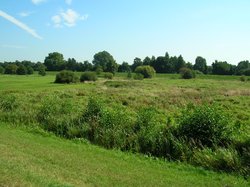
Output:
[[0, 0, 250, 65]]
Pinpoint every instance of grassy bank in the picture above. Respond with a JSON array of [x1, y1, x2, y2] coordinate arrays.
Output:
[[0, 124, 249, 187]]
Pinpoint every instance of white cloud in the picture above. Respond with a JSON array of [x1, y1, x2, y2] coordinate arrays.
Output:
[[51, 15, 62, 28], [52, 9, 88, 28], [19, 11, 34, 17], [31, 0, 46, 5], [0, 10, 43, 40], [65, 0, 72, 5]]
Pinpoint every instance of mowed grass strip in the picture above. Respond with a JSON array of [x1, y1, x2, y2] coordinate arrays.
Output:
[[0, 124, 249, 187]]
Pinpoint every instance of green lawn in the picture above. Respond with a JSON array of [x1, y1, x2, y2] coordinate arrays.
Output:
[[0, 124, 249, 187]]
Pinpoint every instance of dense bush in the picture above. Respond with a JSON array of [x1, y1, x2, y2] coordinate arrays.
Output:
[[16, 65, 27, 75], [55, 70, 79, 83], [0, 66, 5, 74], [80, 72, 97, 82], [134, 65, 155, 78], [243, 68, 250, 76], [180, 68, 196, 79], [38, 65, 46, 76], [240, 76, 246, 82], [134, 73, 144, 80], [178, 105, 231, 147], [104, 72, 113, 79]]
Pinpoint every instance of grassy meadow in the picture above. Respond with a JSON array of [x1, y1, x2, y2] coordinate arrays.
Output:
[[0, 72, 250, 186]]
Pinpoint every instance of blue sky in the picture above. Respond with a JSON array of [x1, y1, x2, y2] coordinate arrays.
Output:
[[0, 0, 250, 65]]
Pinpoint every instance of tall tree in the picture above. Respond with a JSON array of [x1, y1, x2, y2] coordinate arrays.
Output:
[[194, 56, 207, 74], [212, 61, 232, 75], [118, 62, 131, 72], [92, 51, 118, 73], [174, 55, 186, 73], [44, 52, 65, 71]]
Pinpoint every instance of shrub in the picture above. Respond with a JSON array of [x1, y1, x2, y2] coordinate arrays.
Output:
[[178, 105, 231, 147], [80, 72, 97, 82], [38, 65, 46, 76], [16, 65, 27, 75], [104, 72, 113, 79], [134, 65, 155, 78], [240, 76, 246, 82], [0, 66, 5, 74], [180, 68, 196, 79], [55, 70, 79, 84], [133, 73, 144, 80], [27, 66, 34, 75]]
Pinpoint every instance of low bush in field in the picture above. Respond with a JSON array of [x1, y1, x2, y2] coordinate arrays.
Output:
[[55, 70, 79, 83], [134, 65, 155, 78], [134, 73, 144, 80], [177, 105, 231, 147], [180, 68, 196, 79], [104, 72, 113, 79], [80, 72, 97, 82]]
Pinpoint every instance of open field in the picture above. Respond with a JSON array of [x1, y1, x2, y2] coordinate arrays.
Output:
[[0, 124, 249, 187], [0, 73, 250, 185]]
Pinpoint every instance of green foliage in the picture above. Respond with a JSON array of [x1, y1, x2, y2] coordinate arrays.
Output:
[[80, 72, 97, 82], [38, 64, 46, 76], [192, 148, 242, 173], [180, 68, 196, 79], [0, 95, 18, 112], [178, 105, 231, 147], [0, 66, 5, 74], [127, 71, 132, 79], [37, 95, 76, 136], [240, 76, 247, 82], [16, 65, 27, 75], [26, 66, 34, 74], [212, 61, 232, 75], [194, 56, 207, 74], [93, 51, 118, 74], [104, 72, 113, 79], [44, 52, 65, 71], [134, 65, 155, 78], [55, 70, 79, 84], [5, 64, 18, 74], [133, 73, 144, 80]]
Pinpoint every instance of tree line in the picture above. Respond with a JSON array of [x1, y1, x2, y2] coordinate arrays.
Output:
[[1, 51, 250, 76]]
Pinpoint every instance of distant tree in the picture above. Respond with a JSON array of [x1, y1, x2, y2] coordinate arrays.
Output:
[[16, 64, 27, 75], [186, 62, 193, 69], [152, 56, 167, 73], [134, 65, 155, 78], [143, 56, 151, 65], [174, 55, 186, 72], [212, 61, 232, 75], [0, 66, 5, 74], [82, 61, 93, 72], [44, 52, 65, 71], [131, 57, 143, 71], [38, 64, 46, 76], [194, 56, 207, 74], [236, 61, 250, 75], [118, 62, 131, 72], [5, 64, 18, 74], [27, 66, 34, 74], [92, 51, 118, 74], [66, 58, 77, 71]]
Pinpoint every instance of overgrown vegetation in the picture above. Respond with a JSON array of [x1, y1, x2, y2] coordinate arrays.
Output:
[[80, 71, 97, 82], [55, 70, 79, 83], [0, 73, 249, 179]]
